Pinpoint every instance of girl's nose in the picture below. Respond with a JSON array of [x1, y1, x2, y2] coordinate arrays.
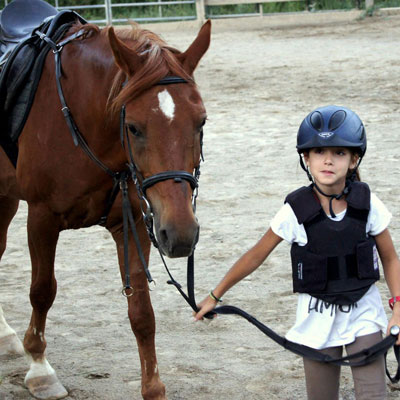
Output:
[[324, 153, 333, 164]]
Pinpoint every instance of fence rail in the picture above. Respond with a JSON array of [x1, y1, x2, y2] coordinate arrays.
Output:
[[1, 0, 378, 25]]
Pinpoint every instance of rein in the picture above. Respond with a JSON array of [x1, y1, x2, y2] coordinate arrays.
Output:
[[37, 28, 400, 382]]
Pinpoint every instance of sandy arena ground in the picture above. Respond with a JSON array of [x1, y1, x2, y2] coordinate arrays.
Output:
[[1, 10, 400, 400]]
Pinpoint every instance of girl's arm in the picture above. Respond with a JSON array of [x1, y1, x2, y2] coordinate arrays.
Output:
[[375, 229, 400, 345], [194, 228, 283, 320]]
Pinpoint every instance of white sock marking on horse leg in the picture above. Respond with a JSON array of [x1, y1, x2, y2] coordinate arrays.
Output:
[[24, 353, 68, 399], [25, 355, 56, 382], [0, 305, 24, 355], [0, 305, 18, 338], [157, 89, 175, 121]]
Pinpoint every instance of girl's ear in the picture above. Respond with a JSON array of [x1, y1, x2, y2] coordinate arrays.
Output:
[[350, 153, 360, 170], [303, 152, 309, 166]]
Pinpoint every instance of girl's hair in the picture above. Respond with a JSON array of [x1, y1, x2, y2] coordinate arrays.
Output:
[[348, 151, 361, 182]]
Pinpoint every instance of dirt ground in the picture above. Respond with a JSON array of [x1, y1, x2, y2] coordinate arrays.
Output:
[[1, 11, 400, 400]]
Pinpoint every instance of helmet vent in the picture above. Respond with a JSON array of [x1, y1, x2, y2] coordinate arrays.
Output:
[[328, 110, 346, 131], [310, 111, 323, 132]]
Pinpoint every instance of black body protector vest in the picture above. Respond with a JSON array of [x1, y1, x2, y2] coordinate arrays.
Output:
[[285, 182, 379, 305]]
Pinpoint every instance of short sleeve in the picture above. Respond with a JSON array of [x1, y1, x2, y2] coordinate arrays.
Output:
[[270, 203, 308, 246], [367, 193, 392, 236]]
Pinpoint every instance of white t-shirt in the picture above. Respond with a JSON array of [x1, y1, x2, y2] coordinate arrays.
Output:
[[270, 192, 391, 349]]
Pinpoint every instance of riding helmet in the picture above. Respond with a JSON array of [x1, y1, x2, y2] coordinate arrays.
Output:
[[296, 105, 366, 156]]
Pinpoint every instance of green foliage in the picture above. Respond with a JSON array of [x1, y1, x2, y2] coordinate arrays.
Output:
[[208, 0, 360, 16], [375, 0, 400, 5], [1, 0, 400, 21], [47, 0, 196, 22], [111, 3, 196, 21]]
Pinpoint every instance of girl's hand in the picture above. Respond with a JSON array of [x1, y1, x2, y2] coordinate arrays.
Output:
[[193, 295, 218, 321]]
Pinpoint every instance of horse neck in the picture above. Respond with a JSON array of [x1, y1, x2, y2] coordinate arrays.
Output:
[[60, 36, 125, 169]]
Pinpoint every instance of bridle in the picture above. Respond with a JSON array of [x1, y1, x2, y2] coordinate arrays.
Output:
[[119, 87, 202, 247], [38, 28, 203, 299]]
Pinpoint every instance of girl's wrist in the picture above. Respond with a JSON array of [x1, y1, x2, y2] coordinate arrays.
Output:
[[209, 290, 222, 303], [389, 296, 400, 311]]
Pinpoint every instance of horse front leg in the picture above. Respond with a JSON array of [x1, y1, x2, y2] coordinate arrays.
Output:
[[0, 195, 24, 357], [23, 205, 67, 400], [111, 221, 166, 400], [0, 305, 25, 357]]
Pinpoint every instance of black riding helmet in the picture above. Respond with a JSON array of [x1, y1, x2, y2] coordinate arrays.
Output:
[[296, 105, 367, 217], [297, 105, 366, 156]]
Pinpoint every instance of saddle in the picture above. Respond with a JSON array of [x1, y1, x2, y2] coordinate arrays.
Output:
[[0, 0, 86, 166], [0, 0, 58, 62]]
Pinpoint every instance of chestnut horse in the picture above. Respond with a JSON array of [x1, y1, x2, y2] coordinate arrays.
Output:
[[0, 19, 211, 399]]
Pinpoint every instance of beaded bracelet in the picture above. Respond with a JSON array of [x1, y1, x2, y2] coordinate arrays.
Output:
[[209, 291, 222, 303]]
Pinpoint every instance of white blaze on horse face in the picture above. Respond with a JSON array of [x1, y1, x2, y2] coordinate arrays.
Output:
[[157, 89, 175, 121]]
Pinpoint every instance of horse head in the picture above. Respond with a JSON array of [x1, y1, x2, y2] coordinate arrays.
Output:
[[107, 22, 211, 258]]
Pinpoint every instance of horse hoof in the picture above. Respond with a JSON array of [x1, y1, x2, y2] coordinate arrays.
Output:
[[25, 373, 68, 400], [0, 333, 25, 357]]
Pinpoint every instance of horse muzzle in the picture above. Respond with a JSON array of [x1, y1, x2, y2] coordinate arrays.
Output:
[[156, 219, 199, 258]]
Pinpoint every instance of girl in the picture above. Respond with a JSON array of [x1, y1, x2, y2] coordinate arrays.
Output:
[[195, 105, 400, 400]]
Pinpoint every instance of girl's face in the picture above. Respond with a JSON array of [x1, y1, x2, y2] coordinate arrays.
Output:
[[304, 147, 358, 193]]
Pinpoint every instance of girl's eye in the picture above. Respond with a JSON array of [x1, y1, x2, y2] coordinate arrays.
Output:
[[127, 124, 141, 137]]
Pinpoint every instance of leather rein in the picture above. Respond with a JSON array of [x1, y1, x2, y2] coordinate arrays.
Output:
[[37, 29, 400, 381]]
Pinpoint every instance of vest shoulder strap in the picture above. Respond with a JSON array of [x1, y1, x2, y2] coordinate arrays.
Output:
[[285, 185, 321, 225], [346, 181, 371, 210], [345, 181, 371, 222]]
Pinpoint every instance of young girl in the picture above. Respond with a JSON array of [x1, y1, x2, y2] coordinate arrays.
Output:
[[195, 105, 400, 400]]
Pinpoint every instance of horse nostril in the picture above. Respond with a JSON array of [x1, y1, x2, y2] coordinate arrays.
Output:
[[159, 228, 169, 247]]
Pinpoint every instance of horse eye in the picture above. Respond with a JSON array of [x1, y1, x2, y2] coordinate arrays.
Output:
[[199, 119, 206, 130], [127, 124, 140, 137]]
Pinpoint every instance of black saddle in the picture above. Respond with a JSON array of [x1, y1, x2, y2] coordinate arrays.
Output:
[[0, 6, 86, 166], [0, 0, 58, 61]]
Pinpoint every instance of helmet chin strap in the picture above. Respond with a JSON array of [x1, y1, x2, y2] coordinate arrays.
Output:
[[298, 154, 362, 218], [312, 182, 349, 218]]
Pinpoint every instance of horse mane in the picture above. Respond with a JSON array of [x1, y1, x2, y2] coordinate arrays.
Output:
[[106, 23, 194, 115], [68, 22, 193, 117]]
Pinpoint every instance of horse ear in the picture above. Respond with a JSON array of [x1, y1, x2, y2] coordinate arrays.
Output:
[[108, 27, 142, 76], [178, 20, 211, 76]]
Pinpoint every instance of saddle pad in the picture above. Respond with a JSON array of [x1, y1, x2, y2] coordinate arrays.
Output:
[[0, 11, 85, 166]]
